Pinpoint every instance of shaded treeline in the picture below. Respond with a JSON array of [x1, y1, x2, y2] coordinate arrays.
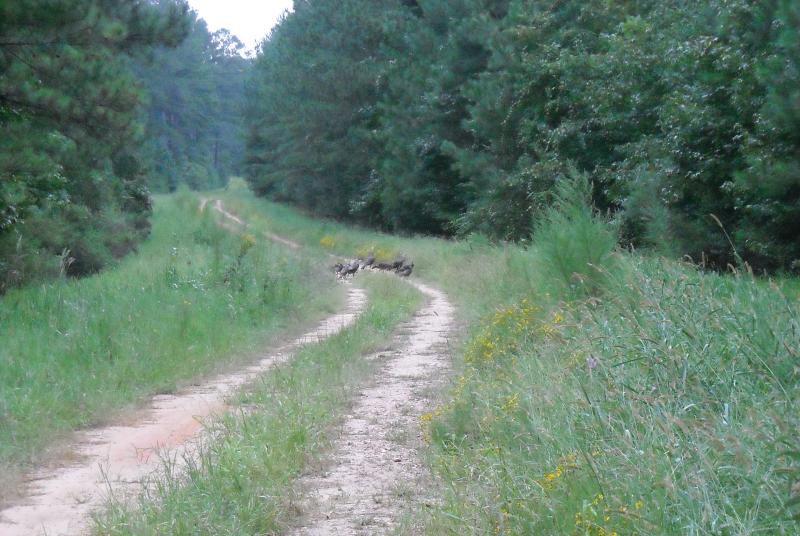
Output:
[[136, 15, 251, 193], [0, 0, 251, 291], [245, 0, 800, 272]]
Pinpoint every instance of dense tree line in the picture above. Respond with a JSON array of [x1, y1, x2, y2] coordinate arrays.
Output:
[[0, 0, 190, 290], [246, 0, 800, 271], [136, 13, 251, 193], [1, 0, 252, 291]]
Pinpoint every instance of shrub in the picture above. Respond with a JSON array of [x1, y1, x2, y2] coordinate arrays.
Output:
[[532, 174, 619, 297]]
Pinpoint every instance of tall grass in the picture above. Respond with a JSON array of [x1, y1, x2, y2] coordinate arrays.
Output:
[[154, 182, 797, 534], [420, 186, 799, 534], [0, 190, 339, 484], [425, 255, 799, 534], [225, 181, 797, 533], [94, 275, 422, 534]]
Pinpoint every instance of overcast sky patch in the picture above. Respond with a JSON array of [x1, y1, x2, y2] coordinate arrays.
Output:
[[188, 0, 293, 53]]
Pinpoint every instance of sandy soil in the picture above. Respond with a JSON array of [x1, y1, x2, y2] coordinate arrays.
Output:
[[289, 281, 454, 536]]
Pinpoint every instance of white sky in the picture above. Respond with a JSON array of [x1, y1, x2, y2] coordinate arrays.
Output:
[[188, 0, 294, 53]]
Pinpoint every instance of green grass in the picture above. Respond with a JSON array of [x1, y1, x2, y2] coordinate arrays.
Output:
[[9, 178, 793, 534], [94, 274, 422, 534], [218, 179, 543, 324], [0, 189, 340, 483], [215, 180, 799, 534], [424, 257, 799, 535]]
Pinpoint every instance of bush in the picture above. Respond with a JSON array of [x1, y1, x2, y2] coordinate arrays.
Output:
[[0, 231, 61, 293], [0, 199, 151, 292], [532, 174, 619, 297]]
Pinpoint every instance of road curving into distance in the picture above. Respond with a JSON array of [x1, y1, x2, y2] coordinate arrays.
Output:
[[0, 198, 455, 536], [0, 200, 365, 536], [211, 199, 457, 535]]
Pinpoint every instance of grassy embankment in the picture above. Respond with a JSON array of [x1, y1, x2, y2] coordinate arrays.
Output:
[[0, 189, 340, 491], [212, 180, 798, 535]]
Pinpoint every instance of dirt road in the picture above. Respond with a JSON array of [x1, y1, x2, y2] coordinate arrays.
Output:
[[0, 201, 365, 536], [209, 199, 457, 534], [290, 281, 453, 535], [0, 199, 454, 535]]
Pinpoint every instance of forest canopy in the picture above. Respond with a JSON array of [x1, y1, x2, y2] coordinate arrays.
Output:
[[246, 0, 800, 272], [0, 0, 250, 291], [0, 0, 190, 289]]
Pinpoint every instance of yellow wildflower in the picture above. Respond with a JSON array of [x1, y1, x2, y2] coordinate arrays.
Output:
[[502, 393, 520, 413], [319, 235, 336, 249], [240, 233, 256, 254]]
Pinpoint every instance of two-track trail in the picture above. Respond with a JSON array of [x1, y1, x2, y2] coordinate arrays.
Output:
[[203, 198, 301, 251], [0, 201, 364, 536], [0, 198, 455, 536], [207, 200, 458, 534]]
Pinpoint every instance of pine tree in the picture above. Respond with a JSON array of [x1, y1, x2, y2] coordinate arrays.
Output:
[[245, 0, 407, 219], [0, 0, 189, 288], [243, 0, 799, 271], [733, 0, 800, 269], [135, 13, 251, 192], [370, 0, 504, 234]]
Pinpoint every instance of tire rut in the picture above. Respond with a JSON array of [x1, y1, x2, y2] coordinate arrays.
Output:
[[289, 282, 454, 536], [211, 199, 457, 535]]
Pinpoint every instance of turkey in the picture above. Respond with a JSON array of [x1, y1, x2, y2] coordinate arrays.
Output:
[[332, 263, 345, 279], [343, 260, 360, 278], [397, 263, 413, 277]]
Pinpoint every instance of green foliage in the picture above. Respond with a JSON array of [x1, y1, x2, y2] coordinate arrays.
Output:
[[368, 0, 504, 234], [427, 256, 799, 535], [136, 13, 252, 192], [0, 0, 191, 288], [245, 0, 409, 218], [245, 0, 800, 272], [732, 1, 800, 269], [532, 174, 618, 298]]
